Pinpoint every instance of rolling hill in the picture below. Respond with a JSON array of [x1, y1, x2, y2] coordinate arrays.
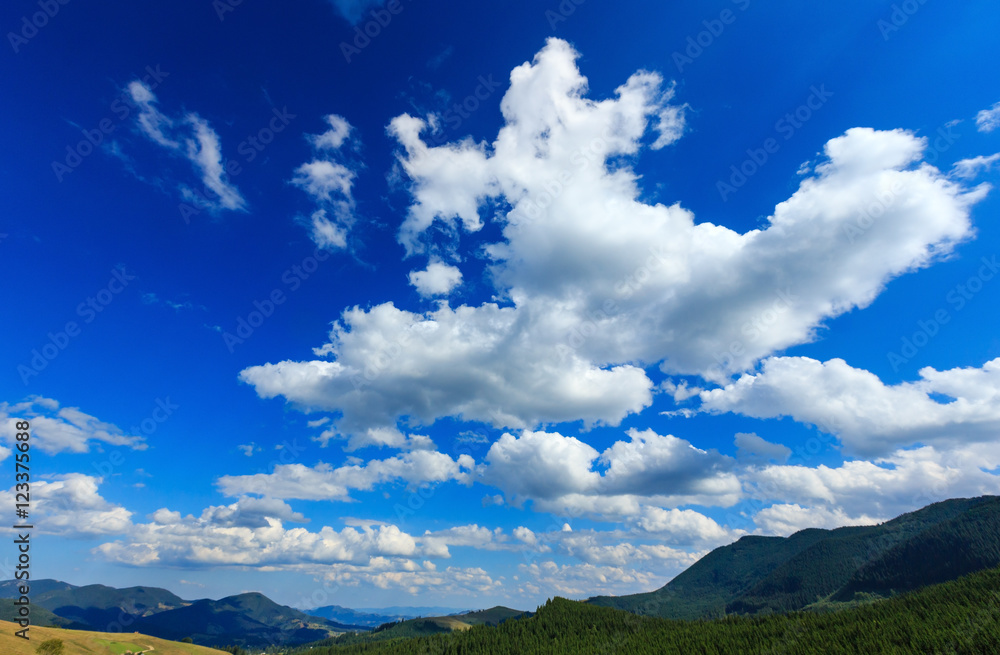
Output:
[[0, 619, 228, 655], [0, 582, 365, 648], [129, 591, 363, 647], [589, 495, 1000, 619]]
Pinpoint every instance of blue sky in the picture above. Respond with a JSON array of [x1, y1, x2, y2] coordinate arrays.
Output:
[[2, 0, 1000, 610]]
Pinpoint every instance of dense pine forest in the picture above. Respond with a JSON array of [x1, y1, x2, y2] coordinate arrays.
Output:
[[288, 565, 1000, 655]]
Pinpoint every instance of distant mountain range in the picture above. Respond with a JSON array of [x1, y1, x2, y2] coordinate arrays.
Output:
[[0, 580, 365, 647], [588, 495, 1000, 619], [304, 604, 468, 627]]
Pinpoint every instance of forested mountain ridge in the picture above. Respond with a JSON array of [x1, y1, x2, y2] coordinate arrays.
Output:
[[591, 495, 1000, 618], [287, 564, 1000, 654]]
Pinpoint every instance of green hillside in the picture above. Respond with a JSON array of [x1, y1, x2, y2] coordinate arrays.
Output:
[[588, 528, 831, 618], [592, 495, 1000, 619], [0, 599, 79, 628], [834, 495, 1000, 601], [131, 591, 358, 647], [31, 583, 189, 629], [288, 565, 1000, 654]]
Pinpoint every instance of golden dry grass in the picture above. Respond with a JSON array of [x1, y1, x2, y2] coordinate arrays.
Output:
[[0, 619, 228, 655]]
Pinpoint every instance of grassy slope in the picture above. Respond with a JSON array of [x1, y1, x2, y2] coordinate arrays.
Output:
[[0, 600, 77, 628], [0, 619, 227, 655]]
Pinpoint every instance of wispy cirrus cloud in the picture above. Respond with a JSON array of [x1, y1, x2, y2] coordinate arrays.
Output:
[[126, 80, 246, 213]]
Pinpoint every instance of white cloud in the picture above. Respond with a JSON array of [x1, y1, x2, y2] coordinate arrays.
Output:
[[479, 428, 740, 517], [976, 101, 1000, 133], [318, 560, 502, 597], [292, 160, 355, 202], [237, 443, 261, 457], [599, 428, 737, 497], [291, 114, 361, 251], [482, 430, 600, 504], [310, 114, 353, 150], [951, 153, 1000, 179], [753, 504, 881, 536], [516, 560, 668, 600], [697, 356, 1000, 456], [734, 432, 791, 465], [744, 443, 1000, 522], [0, 397, 146, 454], [633, 507, 733, 544], [127, 81, 246, 212], [408, 260, 463, 296], [97, 516, 422, 567], [314, 425, 436, 452], [217, 449, 474, 501], [0, 474, 132, 538], [240, 302, 652, 436], [242, 38, 988, 441]]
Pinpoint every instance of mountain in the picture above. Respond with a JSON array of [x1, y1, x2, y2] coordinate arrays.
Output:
[[589, 495, 1000, 619], [355, 605, 468, 617], [0, 581, 365, 648], [0, 579, 77, 597], [0, 599, 80, 629], [305, 605, 418, 627], [33, 583, 188, 629], [285, 565, 1000, 654], [130, 591, 365, 647], [304, 604, 511, 628]]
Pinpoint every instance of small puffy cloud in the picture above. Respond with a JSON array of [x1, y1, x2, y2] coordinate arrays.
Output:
[[734, 432, 791, 465], [976, 101, 1000, 133], [310, 114, 353, 150], [482, 430, 601, 504], [633, 507, 732, 544], [292, 115, 361, 250], [599, 428, 736, 498], [408, 260, 463, 296], [0, 397, 146, 454], [237, 443, 261, 457], [513, 526, 538, 546], [697, 356, 1000, 456], [292, 160, 355, 202], [127, 81, 246, 213], [217, 450, 474, 501]]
